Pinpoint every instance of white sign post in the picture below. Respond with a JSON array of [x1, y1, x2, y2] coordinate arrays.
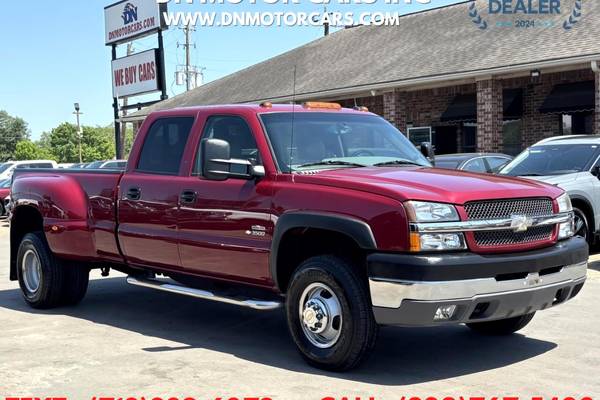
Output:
[[112, 49, 161, 98], [104, 0, 167, 45]]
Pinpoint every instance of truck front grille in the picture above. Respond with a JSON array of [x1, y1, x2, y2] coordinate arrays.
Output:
[[474, 225, 555, 247], [465, 198, 555, 248], [465, 198, 553, 220]]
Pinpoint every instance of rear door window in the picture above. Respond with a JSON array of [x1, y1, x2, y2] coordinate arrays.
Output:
[[137, 117, 195, 175], [462, 158, 488, 173]]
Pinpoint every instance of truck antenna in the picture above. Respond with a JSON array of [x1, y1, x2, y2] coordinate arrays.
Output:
[[289, 65, 297, 172]]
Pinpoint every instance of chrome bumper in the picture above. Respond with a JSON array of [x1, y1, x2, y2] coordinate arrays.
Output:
[[370, 261, 587, 308], [369, 261, 587, 326]]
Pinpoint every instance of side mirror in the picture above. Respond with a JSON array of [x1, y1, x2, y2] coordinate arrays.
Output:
[[591, 165, 600, 178], [201, 138, 265, 181], [420, 142, 435, 164], [202, 138, 231, 181]]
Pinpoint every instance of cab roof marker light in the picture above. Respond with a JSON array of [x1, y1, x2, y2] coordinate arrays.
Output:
[[259, 101, 273, 108], [302, 102, 342, 110], [353, 106, 369, 112]]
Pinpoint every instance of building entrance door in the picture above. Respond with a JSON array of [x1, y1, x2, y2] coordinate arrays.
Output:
[[434, 126, 458, 155]]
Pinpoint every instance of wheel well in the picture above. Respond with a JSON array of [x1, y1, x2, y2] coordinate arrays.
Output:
[[571, 198, 595, 233], [10, 206, 44, 281], [275, 228, 366, 293]]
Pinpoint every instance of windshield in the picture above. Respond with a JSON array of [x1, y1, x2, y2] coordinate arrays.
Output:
[[0, 163, 14, 174], [260, 113, 431, 172], [0, 179, 10, 188], [501, 144, 598, 176]]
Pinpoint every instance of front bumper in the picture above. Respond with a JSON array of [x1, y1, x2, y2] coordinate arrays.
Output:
[[368, 237, 588, 326]]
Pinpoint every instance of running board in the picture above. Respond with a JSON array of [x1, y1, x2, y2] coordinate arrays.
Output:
[[126, 276, 282, 311]]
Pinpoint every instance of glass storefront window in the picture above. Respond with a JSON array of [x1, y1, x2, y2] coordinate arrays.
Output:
[[503, 120, 522, 156]]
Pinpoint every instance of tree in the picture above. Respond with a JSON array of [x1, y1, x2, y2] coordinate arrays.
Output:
[[40, 123, 115, 163], [0, 110, 30, 161], [14, 140, 53, 161]]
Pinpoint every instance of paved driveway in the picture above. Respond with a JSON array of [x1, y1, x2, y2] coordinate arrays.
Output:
[[0, 219, 598, 399]]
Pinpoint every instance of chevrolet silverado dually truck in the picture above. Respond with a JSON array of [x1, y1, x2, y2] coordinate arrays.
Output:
[[9, 103, 588, 371]]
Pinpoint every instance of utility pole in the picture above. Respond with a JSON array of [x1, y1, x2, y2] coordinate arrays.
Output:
[[184, 23, 192, 92], [73, 103, 83, 163], [118, 43, 134, 160], [176, 23, 204, 91]]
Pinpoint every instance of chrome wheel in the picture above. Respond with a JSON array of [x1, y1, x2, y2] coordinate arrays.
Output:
[[573, 209, 589, 241], [22, 249, 42, 293], [299, 282, 343, 349]]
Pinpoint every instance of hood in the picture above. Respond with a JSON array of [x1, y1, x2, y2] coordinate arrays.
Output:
[[293, 167, 563, 204], [518, 173, 581, 186]]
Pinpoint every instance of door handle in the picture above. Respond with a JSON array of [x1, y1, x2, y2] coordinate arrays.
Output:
[[180, 190, 197, 204], [126, 187, 141, 200]]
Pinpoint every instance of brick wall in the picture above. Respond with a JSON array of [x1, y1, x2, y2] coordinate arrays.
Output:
[[337, 95, 384, 117], [596, 71, 600, 134], [477, 78, 503, 152], [334, 68, 597, 153]]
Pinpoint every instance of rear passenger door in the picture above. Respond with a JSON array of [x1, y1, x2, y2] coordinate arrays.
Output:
[[118, 116, 195, 270]]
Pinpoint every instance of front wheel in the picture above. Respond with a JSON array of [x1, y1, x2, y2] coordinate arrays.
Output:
[[466, 312, 536, 335], [573, 207, 592, 245], [285, 255, 378, 371]]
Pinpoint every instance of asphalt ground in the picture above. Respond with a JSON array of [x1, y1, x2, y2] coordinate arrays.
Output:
[[0, 218, 598, 400]]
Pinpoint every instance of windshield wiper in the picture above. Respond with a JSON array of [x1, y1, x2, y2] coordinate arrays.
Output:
[[519, 173, 544, 176], [374, 160, 423, 167], [296, 160, 367, 169]]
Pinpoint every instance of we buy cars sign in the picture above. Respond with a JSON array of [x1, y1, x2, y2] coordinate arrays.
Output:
[[104, 0, 167, 45], [112, 49, 162, 98]]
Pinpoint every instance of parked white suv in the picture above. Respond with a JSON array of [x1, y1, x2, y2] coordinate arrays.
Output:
[[0, 160, 58, 181], [501, 135, 600, 244]]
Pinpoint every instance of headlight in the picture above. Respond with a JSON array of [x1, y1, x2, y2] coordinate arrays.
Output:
[[405, 201, 460, 222], [410, 232, 467, 252], [556, 193, 574, 240], [556, 193, 572, 213]]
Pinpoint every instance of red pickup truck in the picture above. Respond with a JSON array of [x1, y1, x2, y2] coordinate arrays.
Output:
[[9, 103, 588, 371]]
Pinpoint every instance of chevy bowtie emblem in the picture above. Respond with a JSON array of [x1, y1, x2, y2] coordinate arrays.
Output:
[[510, 214, 533, 233]]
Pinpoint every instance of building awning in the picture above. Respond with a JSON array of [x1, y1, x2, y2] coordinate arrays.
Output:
[[440, 94, 477, 122], [539, 81, 595, 114], [504, 88, 524, 120], [440, 89, 523, 123]]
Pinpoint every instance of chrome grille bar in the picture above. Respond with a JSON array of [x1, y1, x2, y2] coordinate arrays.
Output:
[[411, 212, 572, 234]]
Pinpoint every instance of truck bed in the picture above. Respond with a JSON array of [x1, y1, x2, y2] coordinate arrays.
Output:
[[11, 168, 124, 263]]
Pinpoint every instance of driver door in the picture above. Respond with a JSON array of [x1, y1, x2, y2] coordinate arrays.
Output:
[[177, 115, 274, 286]]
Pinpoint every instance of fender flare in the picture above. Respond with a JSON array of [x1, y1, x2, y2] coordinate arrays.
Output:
[[269, 212, 377, 291], [569, 194, 596, 232]]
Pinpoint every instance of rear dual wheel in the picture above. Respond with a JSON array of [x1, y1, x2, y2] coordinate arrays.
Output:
[[17, 232, 89, 309]]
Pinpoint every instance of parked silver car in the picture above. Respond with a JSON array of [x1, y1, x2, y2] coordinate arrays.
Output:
[[501, 135, 600, 244]]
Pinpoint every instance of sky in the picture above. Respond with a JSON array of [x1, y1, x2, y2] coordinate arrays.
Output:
[[0, 0, 461, 140]]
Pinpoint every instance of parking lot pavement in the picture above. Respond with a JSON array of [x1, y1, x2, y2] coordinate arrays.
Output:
[[0, 219, 599, 399]]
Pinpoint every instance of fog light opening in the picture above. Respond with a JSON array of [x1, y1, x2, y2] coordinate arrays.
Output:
[[434, 305, 457, 321]]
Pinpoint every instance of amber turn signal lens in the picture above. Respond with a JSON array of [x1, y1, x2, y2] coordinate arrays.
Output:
[[260, 101, 273, 108], [302, 102, 342, 110], [409, 232, 421, 252]]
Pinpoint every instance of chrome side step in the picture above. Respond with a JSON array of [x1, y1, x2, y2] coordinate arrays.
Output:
[[126, 276, 282, 311]]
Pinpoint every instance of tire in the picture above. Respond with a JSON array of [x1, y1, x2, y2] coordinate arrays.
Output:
[[17, 232, 89, 308], [17, 232, 65, 309], [60, 262, 90, 306], [0, 201, 5, 217], [285, 255, 378, 371], [573, 207, 592, 245], [466, 312, 536, 335]]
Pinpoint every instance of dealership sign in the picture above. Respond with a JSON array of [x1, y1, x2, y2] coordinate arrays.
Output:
[[105, 0, 167, 45], [112, 49, 162, 98]]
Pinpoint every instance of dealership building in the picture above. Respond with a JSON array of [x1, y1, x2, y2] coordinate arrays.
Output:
[[127, 0, 600, 155]]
